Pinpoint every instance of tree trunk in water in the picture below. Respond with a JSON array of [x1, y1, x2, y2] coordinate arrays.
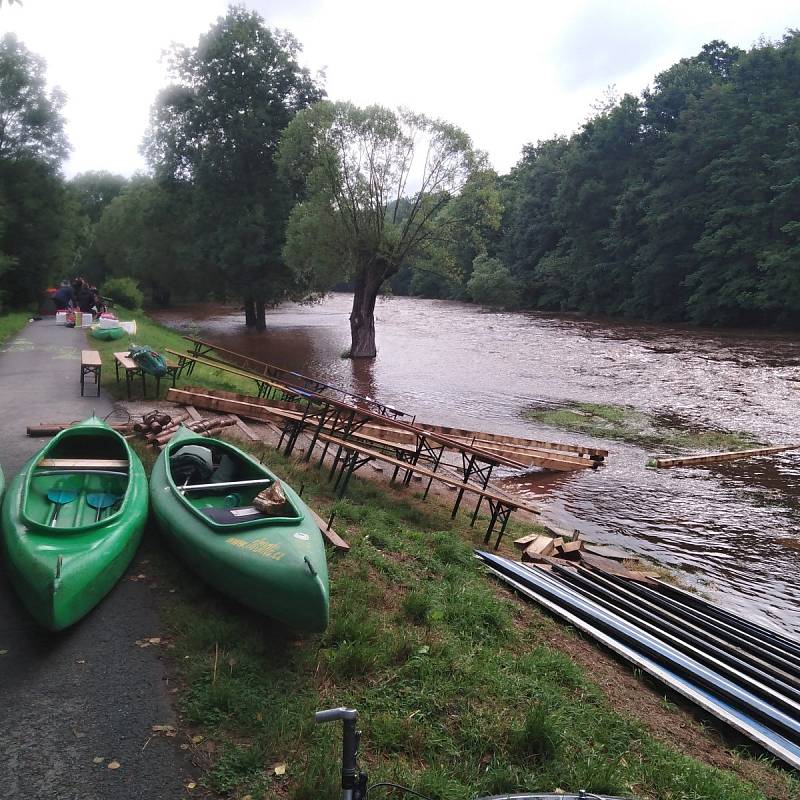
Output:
[[244, 298, 256, 328], [349, 273, 380, 358], [151, 284, 171, 308], [254, 298, 266, 331]]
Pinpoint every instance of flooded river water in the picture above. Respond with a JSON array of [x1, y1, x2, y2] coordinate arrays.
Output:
[[153, 294, 800, 637]]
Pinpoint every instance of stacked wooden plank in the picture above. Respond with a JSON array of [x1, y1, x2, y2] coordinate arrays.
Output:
[[166, 386, 603, 473], [513, 532, 658, 583]]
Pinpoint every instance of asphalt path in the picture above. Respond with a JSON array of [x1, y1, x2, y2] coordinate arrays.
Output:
[[0, 319, 194, 799]]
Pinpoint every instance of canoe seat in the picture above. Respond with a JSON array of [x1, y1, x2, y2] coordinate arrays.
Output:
[[38, 458, 128, 469]]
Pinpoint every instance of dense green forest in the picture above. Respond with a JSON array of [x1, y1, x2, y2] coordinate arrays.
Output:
[[2, 10, 799, 330]]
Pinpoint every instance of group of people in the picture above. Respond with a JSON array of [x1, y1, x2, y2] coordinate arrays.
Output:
[[51, 278, 106, 314]]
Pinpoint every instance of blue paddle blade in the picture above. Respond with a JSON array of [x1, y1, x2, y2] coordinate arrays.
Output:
[[87, 492, 120, 522], [47, 489, 77, 506], [86, 492, 118, 510], [48, 489, 77, 526]]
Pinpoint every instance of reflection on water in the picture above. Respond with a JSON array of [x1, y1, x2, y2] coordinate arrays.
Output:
[[153, 294, 800, 637]]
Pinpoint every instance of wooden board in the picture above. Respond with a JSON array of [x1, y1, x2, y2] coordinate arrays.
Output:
[[81, 350, 102, 366], [169, 387, 595, 472], [306, 507, 350, 551], [652, 444, 800, 468], [113, 351, 137, 370], [38, 458, 128, 468], [229, 414, 260, 441], [578, 551, 655, 584], [184, 405, 202, 421], [27, 423, 132, 437], [522, 535, 555, 559], [582, 543, 632, 561]]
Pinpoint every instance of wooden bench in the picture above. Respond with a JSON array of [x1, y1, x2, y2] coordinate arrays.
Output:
[[114, 351, 180, 399], [80, 350, 102, 397], [165, 349, 304, 401], [316, 433, 539, 549]]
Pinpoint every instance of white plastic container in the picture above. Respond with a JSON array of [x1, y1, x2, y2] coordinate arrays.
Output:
[[119, 320, 137, 335], [98, 316, 119, 329], [56, 311, 67, 325], [81, 313, 93, 327]]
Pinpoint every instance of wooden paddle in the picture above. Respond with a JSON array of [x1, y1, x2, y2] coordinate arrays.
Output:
[[48, 489, 77, 526], [86, 492, 119, 522]]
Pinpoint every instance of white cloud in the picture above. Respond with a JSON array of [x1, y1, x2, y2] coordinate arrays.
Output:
[[1, 0, 797, 177]]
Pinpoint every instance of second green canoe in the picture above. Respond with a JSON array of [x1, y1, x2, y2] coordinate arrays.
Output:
[[0, 416, 148, 630], [150, 426, 329, 632]]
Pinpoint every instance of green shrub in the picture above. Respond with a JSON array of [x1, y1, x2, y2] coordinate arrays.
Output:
[[466, 255, 520, 308], [102, 276, 143, 309]]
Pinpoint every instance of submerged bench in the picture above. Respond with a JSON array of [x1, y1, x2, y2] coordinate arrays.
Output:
[[80, 350, 102, 397], [113, 352, 180, 400]]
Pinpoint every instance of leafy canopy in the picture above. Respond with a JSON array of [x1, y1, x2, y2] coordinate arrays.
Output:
[[0, 33, 68, 165], [278, 100, 485, 291]]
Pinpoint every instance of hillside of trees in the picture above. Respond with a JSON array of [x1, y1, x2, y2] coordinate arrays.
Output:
[[2, 13, 798, 330]]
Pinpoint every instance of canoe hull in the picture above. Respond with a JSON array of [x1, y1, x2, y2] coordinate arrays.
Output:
[[89, 324, 125, 341], [0, 418, 148, 630], [150, 428, 329, 632]]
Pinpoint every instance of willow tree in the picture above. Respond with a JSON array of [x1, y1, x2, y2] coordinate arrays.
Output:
[[278, 101, 485, 358]]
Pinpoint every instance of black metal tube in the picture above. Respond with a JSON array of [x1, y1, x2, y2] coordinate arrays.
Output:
[[598, 572, 800, 670], [556, 565, 800, 694], [546, 564, 800, 714], [477, 553, 800, 745], [653, 579, 800, 657]]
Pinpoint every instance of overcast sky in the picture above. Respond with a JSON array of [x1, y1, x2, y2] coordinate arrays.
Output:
[[1, 1, 797, 178]]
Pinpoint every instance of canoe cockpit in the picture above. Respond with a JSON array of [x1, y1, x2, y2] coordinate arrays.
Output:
[[26, 429, 130, 530], [169, 441, 302, 527]]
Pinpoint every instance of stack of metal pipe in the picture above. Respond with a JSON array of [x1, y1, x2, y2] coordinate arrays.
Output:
[[475, 550, 800, 771]]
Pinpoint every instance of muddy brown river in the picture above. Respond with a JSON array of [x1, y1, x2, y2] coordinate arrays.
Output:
[[153, 294, 800, 637]]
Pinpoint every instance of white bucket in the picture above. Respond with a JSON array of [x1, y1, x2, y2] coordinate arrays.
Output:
[[119, 320, 137, 335], [56, 311, 67, 325], [81, 313, 93, 327]]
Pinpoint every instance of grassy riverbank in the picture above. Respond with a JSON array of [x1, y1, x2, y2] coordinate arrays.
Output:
[[0, 311, 32, 346], [128, 437, 796, 800], [525, 402, 757, 452], [87, 306, 258, 399]]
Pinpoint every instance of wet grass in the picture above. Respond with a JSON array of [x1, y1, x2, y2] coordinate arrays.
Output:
[[524, 402, 757, 452], [0, 311, 32, 346], [86, 305, 262, 400], [144, 443, 793, 800]]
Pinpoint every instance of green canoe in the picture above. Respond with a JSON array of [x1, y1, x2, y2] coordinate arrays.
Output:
[[150, 426, 329, 632], [0, 416, 148, 630], [89, 324, 125, 341]]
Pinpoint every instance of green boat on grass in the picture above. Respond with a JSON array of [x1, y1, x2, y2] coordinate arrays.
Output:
[[150, 426, 329, 632], [0, 417, 148, 630]]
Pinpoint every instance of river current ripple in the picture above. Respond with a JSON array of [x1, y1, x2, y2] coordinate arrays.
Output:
[[153, 294, 800, 638]]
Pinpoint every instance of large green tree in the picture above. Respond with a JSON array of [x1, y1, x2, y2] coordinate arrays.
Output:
[[500, 32, 800, 328], [278, 101, 485, 358], [92, 177, 196, 307], [0, 33, 72, 308], [143, 5, 323, 329]]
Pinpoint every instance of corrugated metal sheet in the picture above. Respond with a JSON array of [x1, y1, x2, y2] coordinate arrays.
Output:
[[475, 551, 800, 771]]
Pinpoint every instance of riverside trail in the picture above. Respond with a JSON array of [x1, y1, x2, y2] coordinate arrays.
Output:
[[0, 319, 193, 800]]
